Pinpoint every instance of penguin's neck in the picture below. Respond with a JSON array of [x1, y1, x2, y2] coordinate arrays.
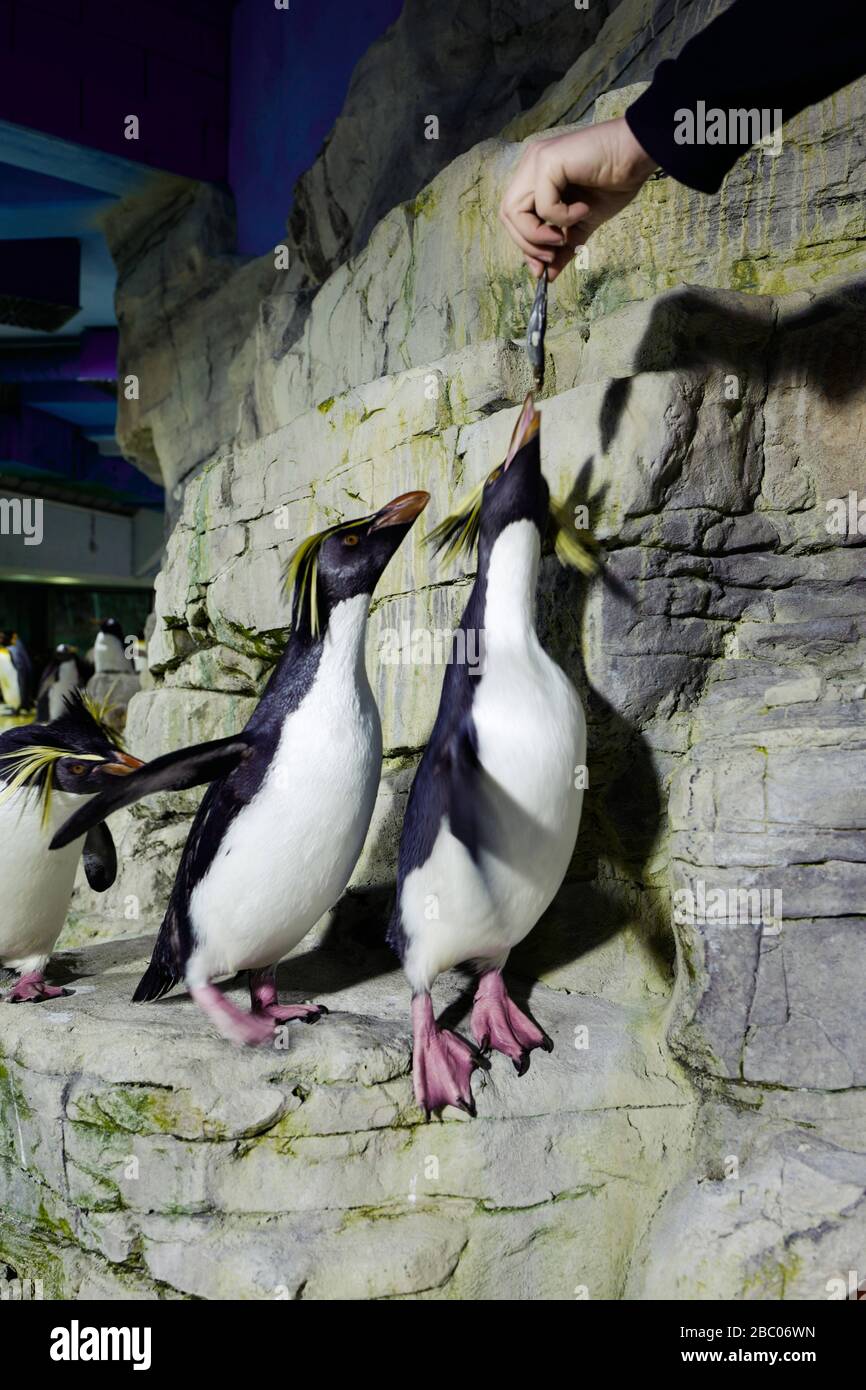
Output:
[[317, 593, 371, 687], [476, 520, 540, 647], [260, 592, 371, 720]]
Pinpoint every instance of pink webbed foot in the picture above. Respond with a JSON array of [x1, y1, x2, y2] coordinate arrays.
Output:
[[412, 993, 483, 1119], [471, 970, 553, 1076], [190, 983, 275, 1047], [248, 970, 327, 1024], [4, 971, 70, 1004]]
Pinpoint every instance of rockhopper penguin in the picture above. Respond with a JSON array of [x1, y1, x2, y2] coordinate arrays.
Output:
[[390, 395, 594, 1117], [93, 618, 134, 675], [53, 491, 430, 1046], [0, 631, 33, 712], [0, 691, 143, 1001], [37, 645, 92, 723]]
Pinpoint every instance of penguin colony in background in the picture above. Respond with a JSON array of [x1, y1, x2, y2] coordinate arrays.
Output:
[[0, 621, 134, 718], [9, 397, 593, 1118]]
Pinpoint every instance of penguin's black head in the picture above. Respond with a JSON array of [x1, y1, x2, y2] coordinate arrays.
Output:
[[476, 394, 549, 553], [286, 491, 430, 637], [0, 690, 143, 821], [99, 618, 124, 641], [427, 394, 549, 568], [51, 746, 143, 796]]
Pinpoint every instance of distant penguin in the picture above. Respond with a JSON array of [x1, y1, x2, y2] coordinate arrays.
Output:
[[0, 691, 144, 1002], [93, 619, 133, 675], [390, 396, 595, 1117], [0, 632, 33, 712], [37, 645, 92, 723], [52, 491, 430, 1045]]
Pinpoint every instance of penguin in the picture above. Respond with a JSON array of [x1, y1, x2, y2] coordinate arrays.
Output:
[[36, 645, 92, 723], [0, 631, 33, 712], [0, 691, 144, 1002], [52, 491, 430, 1045], [389, 395, 595, 1117], [93, 619, 134, 675]]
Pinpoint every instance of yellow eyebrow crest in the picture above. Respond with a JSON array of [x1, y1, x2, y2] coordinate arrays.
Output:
[[0, 747, 103, 827]]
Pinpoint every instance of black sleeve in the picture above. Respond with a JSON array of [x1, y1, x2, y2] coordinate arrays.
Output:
[[626, 0, 866, 194]]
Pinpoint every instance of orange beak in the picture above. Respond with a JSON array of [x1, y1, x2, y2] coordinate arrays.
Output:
[[103, 752, 144, 777], [504, 392, 540, 469], [369, 490, 430, 530]]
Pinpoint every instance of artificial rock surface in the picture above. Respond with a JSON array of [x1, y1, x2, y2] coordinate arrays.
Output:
[[4, 0, 865, 1298], [0, 935, 692, 1300]]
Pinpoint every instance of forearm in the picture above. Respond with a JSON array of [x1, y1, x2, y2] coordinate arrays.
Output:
[[626, 0, 866, 193]]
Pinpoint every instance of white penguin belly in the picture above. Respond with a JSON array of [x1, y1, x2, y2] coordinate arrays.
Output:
[[0, 789, 84, 969], [401, 644, 585, 990], [0, 652, 21, 711], [94, 633, 127, 674], [186, 677, 382, 982]]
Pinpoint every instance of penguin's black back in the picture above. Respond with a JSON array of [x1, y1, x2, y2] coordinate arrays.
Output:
[[387, 570, 488, 961], [133, 772, 253, 1001]]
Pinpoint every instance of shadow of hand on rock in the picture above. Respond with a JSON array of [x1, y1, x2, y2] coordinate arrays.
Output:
[[516, 456, 669, 988], [598, 278, 866, 453]]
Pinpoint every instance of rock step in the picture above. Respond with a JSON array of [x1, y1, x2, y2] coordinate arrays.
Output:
[[0, 934, 691, 1300]]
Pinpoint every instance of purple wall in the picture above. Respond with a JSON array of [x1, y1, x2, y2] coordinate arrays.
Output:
[[228, 0, 404, 255], [0, 0, 233, 182]]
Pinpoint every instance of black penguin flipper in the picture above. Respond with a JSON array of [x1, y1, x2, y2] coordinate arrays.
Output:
[[83, 822, 117, 892], [438, 716, 484, 862], [49, 737, 253, 850]]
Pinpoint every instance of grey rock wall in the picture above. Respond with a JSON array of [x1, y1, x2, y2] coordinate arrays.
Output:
[[4, 0, 865, 1299]]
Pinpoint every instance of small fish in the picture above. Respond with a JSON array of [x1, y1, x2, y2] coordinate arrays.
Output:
[[525, 266, 548, 389]]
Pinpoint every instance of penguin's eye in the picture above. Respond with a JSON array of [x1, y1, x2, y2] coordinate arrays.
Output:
[[487, 466, 503, 485], [68, 763, 87, 775], [343, 534, 359, 546]]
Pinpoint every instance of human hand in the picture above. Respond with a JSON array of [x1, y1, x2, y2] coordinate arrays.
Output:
[[499, 116, 658, 279]]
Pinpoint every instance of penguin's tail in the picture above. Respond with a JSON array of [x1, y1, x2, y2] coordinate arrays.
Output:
[[132, 958, 177, 1003], [132, 925, 180, 1003]]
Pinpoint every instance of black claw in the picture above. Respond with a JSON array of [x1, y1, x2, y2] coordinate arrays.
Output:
[[514, 1052, 531, 1077], [453, 1095, 477, 1118], [540, 1034, 554, 1053]]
